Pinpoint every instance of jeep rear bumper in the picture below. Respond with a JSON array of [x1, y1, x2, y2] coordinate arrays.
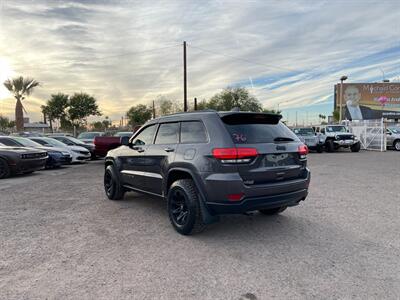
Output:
[[206, 189, 308, 214]]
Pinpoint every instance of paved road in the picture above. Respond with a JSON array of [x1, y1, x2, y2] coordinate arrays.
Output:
[[0, 151, 399, 299]]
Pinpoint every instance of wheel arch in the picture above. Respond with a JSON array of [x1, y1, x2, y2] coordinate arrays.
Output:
[[165, 167, 218, 225], [393, 139, 400, 149]]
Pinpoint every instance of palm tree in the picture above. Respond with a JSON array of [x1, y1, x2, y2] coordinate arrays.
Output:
[[3, 76, 40, 131]]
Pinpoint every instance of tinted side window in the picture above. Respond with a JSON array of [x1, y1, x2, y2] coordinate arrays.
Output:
[[131, 125, 157, 145], [0, 138, 20, 146], [155, 123, 179, 144], [31, 139, 46, 145], [180, 121, 207, 143], [60, 138, 74, 145]]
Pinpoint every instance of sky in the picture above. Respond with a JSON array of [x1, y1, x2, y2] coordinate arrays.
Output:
[[1, 0, 400, 125]]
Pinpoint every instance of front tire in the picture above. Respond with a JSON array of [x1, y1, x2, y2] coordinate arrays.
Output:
[[259, 206, 287, 215], [0, 158, 10, 179], [326, 140, 335, 152], [351, 142, 361, 152], [394, 140, 400, 151], [104, 165, 125, 200], [316, 144, 323, 153], [167, 179, 206, 235]]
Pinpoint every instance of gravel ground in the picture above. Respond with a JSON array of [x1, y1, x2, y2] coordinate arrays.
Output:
[[0, 151, 399, 300]]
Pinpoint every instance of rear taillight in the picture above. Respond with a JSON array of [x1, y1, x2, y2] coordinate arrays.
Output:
[[212, 147, 258, 163], [298, 144, 308, 158], [227, 193, 244, 201]]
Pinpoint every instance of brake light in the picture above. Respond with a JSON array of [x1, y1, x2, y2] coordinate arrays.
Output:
[[227, 193, 244, 201], [212, 148, 237, 160], [212, 148, 258, 163], [298, 144, 309, 156]]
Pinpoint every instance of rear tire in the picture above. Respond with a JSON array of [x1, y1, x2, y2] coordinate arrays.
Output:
[[351, 142, 360, 152], [104, 165, 125, 200], [259, 206, 287, 215], [0, 158, 10, 179], [394, 140, 400, 151], [167, 179, 206, 235], [316, 144, 323, 153], [326, 140, 335, 152]]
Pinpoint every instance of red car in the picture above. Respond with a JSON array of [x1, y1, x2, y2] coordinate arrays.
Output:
[[94, 132, 133, 157]]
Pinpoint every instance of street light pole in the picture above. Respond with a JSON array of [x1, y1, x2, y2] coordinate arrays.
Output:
[[339, 75, 348, 123]]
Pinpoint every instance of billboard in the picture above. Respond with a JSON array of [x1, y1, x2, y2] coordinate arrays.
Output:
[[334, 83, 400, 120]]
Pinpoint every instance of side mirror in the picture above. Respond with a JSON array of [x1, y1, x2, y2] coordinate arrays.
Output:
[[120, 136, 130, 146], [387, 132, 392, 135]]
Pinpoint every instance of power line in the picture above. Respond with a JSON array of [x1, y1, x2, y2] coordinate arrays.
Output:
[[187, 44, 298, 73], [8, 44, 181, 71]]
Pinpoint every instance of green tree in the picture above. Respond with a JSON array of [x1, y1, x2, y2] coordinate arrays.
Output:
[[3, 76, 40, 131], [332, 109, 340, 122], [42, 93, 70, 131], [41, 105, 53, 131], [47, 93, 69, 121], [0, 116, 15, 132], [203, 87, 263, 112], [91, 121, 104, 130], [158, 97, 174, 116], [126, 104, 153, 127], [67, 93, 101, 127], [0, 116, 10, 131], [102, 116, 110, 130], [263, 108, 281, 114]]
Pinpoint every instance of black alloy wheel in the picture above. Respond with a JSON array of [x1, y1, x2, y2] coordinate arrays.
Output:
[[167, 179, 205, 235], [170, 189, 190, 226], [104, 165, 124, 200]]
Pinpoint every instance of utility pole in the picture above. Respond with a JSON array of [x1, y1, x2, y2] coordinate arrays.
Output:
[[152, 100, 156, 118], [194, 97, 197, 111], [295, 111, 298, 126], [183, 41, 188, 112]]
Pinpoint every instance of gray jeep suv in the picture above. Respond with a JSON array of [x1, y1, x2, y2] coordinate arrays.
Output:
[[292, 127, 325, 153], [104, 111, 311, 235], [386, 127, 400, 151]]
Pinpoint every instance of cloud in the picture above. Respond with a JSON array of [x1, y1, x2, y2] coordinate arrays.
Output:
[[0, 0, 399, 124]]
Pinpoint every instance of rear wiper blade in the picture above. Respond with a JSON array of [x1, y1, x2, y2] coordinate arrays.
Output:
[[274, 137, 294, 142]]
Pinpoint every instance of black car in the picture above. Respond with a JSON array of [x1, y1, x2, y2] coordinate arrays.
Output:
[[50, 135, 96, 159], [0, 144, 47, 179], [104, 111, 310, 235], [0, 136, 72, 168]]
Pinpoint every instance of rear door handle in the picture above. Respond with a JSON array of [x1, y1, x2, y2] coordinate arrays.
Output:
[[164, 147, 175, 152]]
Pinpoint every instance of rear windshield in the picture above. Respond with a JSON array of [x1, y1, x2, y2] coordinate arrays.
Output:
[[293, 128, 315, 135], [221, 113, 299, 144]]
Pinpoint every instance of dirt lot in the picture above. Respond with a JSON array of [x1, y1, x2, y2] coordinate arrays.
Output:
[[0, 151, 399, 299]]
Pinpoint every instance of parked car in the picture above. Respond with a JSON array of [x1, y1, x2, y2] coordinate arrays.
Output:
[[0, 143, 48, 179], [29, 137, 91, 163], [0, 136, 71, 168], [104, 111, 310, 235], [316, 125, 360, 152], [10, 132, 44, 137], [386, 127, 400, 151], [48, 135, 96, 159], [77, 132, 104, 144], [94, 131, 133, 157], [292, 127, 325, 153], [46, 133, 73, 137]]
